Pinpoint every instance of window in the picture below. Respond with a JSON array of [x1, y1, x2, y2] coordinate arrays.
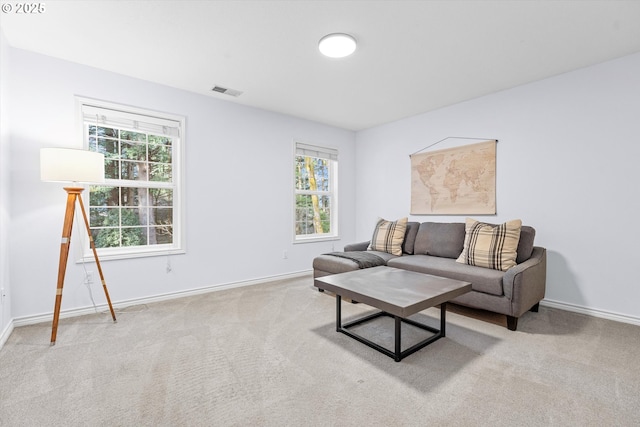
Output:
[[294, 142, 338, 242], [78, 97, 185, 260]]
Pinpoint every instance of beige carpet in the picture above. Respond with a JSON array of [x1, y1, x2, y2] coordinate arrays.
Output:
[[1, 275, 639, 426]]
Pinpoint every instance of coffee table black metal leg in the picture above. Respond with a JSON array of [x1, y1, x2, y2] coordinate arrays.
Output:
[[441, 302, 446, 337], [394, 316, 402, 362], [336, 295, 342, 332]]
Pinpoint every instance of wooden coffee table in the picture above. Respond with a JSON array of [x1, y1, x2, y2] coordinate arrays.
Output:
[[316, 266, 471, 362]]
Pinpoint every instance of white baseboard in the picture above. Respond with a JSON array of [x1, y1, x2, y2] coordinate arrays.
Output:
[[541, 299, 640, 327], [0, 319, 14, 349], [12, 270, 313, 328]]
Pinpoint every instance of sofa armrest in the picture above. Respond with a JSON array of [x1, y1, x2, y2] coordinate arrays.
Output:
[[344, 241, 370, 252], [503, 246, 547, 316]]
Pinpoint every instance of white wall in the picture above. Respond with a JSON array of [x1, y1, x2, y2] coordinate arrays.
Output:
[[6, 44, 639, 325], [355, 52, 640, 322], [0, 30, 12, 340], [8, 48, 356, 320]]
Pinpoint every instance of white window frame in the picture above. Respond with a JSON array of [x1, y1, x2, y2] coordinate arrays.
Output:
[[293, 141, 339, 243], [76, 96, 186, 261]]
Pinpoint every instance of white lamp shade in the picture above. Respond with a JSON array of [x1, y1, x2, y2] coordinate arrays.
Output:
[[40, 148, 105, 184]]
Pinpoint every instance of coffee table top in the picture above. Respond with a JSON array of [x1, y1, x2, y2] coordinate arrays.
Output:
[[316, 266, 471, 318]]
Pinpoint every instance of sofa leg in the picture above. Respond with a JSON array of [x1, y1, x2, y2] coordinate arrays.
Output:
[[530, 303, 539, 312], [506, 316, 518, 331], [318, 288, 325, 293]]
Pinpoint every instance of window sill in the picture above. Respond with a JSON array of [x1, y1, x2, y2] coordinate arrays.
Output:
[[293, 235, 340, 244], [76, 247, 185, 263]]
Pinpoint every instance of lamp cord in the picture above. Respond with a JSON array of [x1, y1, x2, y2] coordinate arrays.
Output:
[[72, 200, 99, 313]]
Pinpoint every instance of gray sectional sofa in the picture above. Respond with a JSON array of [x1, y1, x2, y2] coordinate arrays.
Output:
[[313, 221, 547, 331]]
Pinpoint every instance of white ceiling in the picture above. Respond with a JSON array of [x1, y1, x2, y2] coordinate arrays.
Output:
[[2, 1, 640, 131]]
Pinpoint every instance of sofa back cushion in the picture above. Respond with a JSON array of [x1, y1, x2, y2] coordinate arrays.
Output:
[[402, 222, 420, 254], [413, 222, 466, 258], [517, 226, 536, 263]]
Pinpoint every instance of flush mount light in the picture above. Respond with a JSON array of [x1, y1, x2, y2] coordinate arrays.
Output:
[[318, 33, 357, 58]]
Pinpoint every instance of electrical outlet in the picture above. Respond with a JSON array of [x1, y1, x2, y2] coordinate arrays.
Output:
[[283, 250, 288, 259], [84, 271, 93, 284]]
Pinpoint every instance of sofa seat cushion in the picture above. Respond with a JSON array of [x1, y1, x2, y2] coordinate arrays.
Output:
[[388, 255, 505, 296], [313, 251, 397, 275]]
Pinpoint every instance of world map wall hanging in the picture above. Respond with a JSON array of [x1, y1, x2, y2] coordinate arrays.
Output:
[[410, 139, 497, 215]]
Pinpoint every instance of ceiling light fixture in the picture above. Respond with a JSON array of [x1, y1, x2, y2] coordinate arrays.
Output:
[[318, 33, 357, 58]]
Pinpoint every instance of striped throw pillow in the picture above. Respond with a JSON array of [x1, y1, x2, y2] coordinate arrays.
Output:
[[368, 217, 408, 256], [456, 218, 522, 271]]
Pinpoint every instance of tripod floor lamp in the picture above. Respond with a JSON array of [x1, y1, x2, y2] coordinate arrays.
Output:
[[40, 148, 116, 345]]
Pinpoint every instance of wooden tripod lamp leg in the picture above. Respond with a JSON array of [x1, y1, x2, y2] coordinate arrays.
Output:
[[50, 188, 80, 345]]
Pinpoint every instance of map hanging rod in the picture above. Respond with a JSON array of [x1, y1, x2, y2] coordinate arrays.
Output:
[[410, 136, 498, 157]]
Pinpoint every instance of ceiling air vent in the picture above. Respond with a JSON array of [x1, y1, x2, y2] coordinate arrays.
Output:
[[211, 85, 243, 97]]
